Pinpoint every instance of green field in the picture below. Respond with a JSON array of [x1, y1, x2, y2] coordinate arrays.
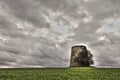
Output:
[[0, 67, 120, 80]]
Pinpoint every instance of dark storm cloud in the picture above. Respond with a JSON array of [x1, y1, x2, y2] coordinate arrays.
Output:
[[0, 0, 120, 68]]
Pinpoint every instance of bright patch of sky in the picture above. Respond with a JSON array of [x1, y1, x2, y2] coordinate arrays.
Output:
[[97, 18, 120, 34], [52, 21, 69, 35]]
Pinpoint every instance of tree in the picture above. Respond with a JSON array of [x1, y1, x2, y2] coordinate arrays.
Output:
[[78, 50, 94, 66]]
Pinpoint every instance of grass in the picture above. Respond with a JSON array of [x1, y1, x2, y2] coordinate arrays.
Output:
[[0, 67, 120, 80]]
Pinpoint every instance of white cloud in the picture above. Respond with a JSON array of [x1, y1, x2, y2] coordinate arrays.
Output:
[[97, 18, 120, 34]]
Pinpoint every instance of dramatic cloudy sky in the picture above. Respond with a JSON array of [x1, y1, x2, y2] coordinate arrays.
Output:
[[0, 0, 120, 68]]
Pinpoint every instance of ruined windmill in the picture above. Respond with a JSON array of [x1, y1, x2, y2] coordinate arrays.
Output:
[[70, 45, 94, 67]]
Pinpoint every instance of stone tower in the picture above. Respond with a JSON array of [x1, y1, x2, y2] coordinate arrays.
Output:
[[70, 45, 92, 67]]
